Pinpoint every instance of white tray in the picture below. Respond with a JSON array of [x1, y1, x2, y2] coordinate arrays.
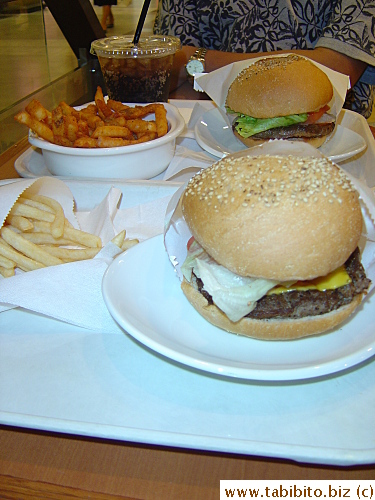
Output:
[[1, 179, 374, 467]]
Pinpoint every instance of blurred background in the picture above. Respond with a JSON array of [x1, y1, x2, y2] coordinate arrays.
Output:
[[0, 0, 158, 153], [1, 0, 374, 154]]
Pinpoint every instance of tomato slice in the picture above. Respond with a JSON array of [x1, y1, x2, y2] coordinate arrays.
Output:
[[187, 236, 195, 250], [304, 105, 330, 125]]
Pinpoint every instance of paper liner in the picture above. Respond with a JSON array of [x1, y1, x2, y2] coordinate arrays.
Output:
[[0, 177, 77, 229], [194, 53, 350, 141], [0, 177, 127, 331], [195, 54, 349, 120], [164, 141, 375, 299], [0, 176, 175, 332]]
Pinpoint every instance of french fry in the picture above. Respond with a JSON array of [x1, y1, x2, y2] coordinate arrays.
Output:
[[9, 202, 55, 222], [105, 115, 128, 127], [41, 246, 101, 262], [119, 103, 156, 120], [111, 229, 126, 248], [82, 103, 98, 115], [95, 86, 113, 119], [20, 233, 78, 246], [28, 220, 52, 233], [0, 189, 136, 277], [1, 226, 63, 266], [6, 215, 33, 232], [14, 88, 169, 149], [0, 253, 16, 269], [121, 238, 139, 250], [14, 110, 55, 143], [97, 133, 157, 148], [64, 217, 74, 229], [32, 219, 73, 233], [65, 115, 80, 142], [53, 135, 74, 147], [22, 194, 65, 238], [26, 219, 96, 247], [77, 119, 90, 137], [63, 226, 102, 248], [125, 119, 157, 134], [107, 99, 130, 112], [0, 238, 45, 271], [79, 111, 103, 130], [0, 266, 15, 278], [52, 107, 79, 143], [18, 196, 54, 213], [137, 131, 158, 141], [74, 136, 98, 148], [91, 125, 134, 140], [59, 101, 80, 119], [97, 136, 130, 148], [25, 99, 52, 124], [155, 103, 168, 137]]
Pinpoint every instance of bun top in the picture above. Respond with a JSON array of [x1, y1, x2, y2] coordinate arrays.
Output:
[[225, 55, 334, 118], [182, 154, 362, 281]]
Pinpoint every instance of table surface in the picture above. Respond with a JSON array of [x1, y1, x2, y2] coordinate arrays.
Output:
[[1, 81, 375, 500]]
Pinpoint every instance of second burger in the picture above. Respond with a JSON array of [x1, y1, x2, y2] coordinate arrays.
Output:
[[226, 54, 336, 148]]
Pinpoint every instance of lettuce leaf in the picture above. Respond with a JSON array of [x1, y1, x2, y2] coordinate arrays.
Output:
[[227, 108, 308, 138]]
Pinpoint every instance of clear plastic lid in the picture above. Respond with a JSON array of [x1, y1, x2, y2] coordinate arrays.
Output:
[[90, 35, 181, 58]]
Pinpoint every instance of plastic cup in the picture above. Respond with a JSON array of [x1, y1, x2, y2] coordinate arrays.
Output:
[[90, 35, 181, 103]]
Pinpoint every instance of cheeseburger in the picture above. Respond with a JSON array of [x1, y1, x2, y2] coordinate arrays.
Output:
[[226, 55, 336, 148], [180, 154, 370, 340]]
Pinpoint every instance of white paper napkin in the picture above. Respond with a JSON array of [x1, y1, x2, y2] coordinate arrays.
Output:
[[162, 134, 216, 182], [0, 178, 174, 333]]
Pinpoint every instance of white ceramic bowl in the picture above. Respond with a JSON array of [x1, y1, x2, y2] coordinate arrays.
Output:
[[28, 102, 185, 180]]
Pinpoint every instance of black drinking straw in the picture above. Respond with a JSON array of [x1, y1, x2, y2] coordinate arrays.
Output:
[[133, 0, 152, 45]]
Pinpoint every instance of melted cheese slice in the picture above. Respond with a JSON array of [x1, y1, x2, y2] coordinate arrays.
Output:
[[269, 266, 351, 295]]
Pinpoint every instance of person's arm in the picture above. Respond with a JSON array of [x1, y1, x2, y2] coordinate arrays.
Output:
[[171, 45, 367, 91]]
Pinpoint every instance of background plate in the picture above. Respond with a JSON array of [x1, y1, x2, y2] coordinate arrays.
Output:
[[194, 107, 367, 162]]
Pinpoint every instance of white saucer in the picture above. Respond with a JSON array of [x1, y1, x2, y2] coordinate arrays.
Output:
[[194, 108, 367, 162], [14, 147, 164, 181]]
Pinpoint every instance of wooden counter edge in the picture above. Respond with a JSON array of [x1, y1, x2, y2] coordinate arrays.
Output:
[[0, 474, 137, 500], [0, 136, 28, 180]]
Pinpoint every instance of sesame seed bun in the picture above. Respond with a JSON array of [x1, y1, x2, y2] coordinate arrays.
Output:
[[181, 154, 362, 281], [226, 54, 334, 119]]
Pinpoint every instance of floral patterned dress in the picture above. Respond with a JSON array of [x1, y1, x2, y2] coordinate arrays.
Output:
[[154, 0, 375, 117]]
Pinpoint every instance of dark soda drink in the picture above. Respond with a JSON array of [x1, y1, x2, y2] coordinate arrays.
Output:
[[91, 35, 181, 103], [99, 54, 174, 103]]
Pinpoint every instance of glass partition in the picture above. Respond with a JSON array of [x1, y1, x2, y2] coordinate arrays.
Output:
[[0, 0, 159, 154]]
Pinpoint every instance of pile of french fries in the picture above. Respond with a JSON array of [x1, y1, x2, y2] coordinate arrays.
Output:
[[14, 86, 169, 148], [0, 193, 138, 278]]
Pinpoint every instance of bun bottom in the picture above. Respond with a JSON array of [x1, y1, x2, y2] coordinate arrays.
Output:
[[181, 279, 363, 341], [233, 129, 328, 149]]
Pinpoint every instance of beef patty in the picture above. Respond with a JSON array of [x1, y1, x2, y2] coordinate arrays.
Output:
[[234, 121, 335, 141], [193, 248, 370, 320]]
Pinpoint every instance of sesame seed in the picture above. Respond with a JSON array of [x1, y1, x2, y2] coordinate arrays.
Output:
[[183, 153, 356, 211]]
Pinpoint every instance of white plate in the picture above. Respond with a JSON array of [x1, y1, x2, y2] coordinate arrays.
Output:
[[102, 234, 375, 382], [194, 108, 367, 162], [15, 147, 52, 178]]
